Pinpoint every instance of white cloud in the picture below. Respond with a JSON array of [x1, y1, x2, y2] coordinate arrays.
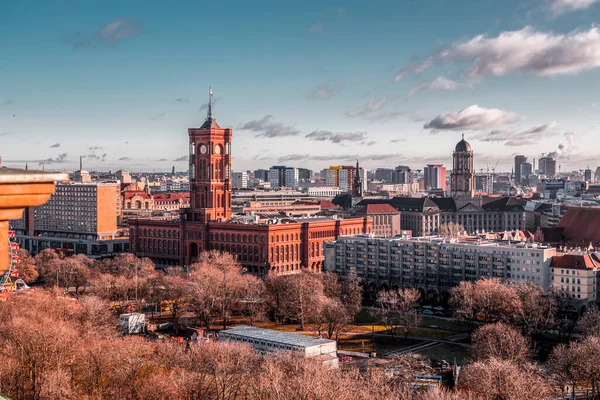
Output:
[[408, 76, 463, 96], [424, 105, 523, 131], [395, 26, 600, 81], [548, 0, 600, 16]]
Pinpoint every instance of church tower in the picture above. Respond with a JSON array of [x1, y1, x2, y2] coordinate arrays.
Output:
[[188, 88, 232, 223], [352, 158, 363, 199], [451, 134, 476, 207]]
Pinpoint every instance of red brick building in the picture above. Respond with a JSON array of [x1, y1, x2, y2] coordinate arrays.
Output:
[[129, 104, 372, 276]]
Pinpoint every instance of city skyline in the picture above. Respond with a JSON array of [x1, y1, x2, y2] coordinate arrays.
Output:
[[2, 0, 600, 172]]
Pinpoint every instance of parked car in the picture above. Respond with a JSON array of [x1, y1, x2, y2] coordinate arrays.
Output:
[[338, 355, 352, 363], [422, 309, 434, 315], [433, 306, 445, 311], [422, 305, 433, 310]]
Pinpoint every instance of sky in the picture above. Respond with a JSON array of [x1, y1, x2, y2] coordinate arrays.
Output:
[[1, 0, 600, 174]]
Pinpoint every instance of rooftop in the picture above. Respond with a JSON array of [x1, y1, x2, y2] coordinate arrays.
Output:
[[338, 234, 552, 250], [220, 325, 335, 347]]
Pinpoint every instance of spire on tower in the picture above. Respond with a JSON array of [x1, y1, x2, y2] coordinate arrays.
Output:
[[207, 86, 213, 120]]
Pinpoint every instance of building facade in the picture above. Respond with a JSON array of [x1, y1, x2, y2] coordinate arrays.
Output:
[[129, 100, 372, 274], [424, 164, 447, 191], [514, 155, 527, 185], [10, 182, 128, 257], [232, 171, 249, 189], [324, 235, 556, 301], [269, 166, 298, 189]]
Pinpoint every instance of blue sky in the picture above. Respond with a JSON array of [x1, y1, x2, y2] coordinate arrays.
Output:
[[1, 0, 600, 173]]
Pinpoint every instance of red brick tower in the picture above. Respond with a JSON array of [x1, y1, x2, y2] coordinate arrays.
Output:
[[188, 88, 232, 223]]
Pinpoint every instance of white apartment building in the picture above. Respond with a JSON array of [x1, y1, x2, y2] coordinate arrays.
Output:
[[305, 187, 344, 199], [550, 252, 600, 308], [219, 325, 338, 367], [269, 167, 298, 188], [159, 179, 190, 192], [324, 235, 556, 301], [232, 171, 249, 189]]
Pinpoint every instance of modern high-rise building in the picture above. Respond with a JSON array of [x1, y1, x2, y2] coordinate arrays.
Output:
[[423, 164, 447, 190], [514, 155, 527, 185], [475, 173, 493, 194], [584, 168, 592, 183], [323, 165, 366, 192], [538, 156, 556, 178], [375, 168, 394, 183], [520, 163, 533, 185], [253, 169, 269, 182], [269, 166, 298, 188], [232, 171, 249, 189], [297, 168, 314, 181], [392, 165, 412, 184]]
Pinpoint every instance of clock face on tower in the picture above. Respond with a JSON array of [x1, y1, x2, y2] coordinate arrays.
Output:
[[200, 145, 207, 154]]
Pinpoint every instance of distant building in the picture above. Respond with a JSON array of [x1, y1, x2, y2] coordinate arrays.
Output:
[[550, 253, 600, 308], [11, 182, 127, 256], [355, 204, 401, 237], [116, 170, 132, 184], [514, 155, 527, 185], [305, 187, 344, 199], [475, 173, 493, 194], [253, 169, 269, 182], [297, 168, 313, 181], [585, 168, 592, 183], [322, 165, 366, 193], [539, 156, 557, 178], [232, 171, 249, 189], [375, 168, 394, 183], [520, 163, 533, 185], [392, 166, 412, 185], [451, 135, 477, 208], [424, 164, 447, 191], [269, 166, 298, 188], [325, 235, 555, 301], [219, 325, 338, 367]]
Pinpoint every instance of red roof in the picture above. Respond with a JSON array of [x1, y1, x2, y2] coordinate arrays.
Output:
[[153, 193, 190, 201], [319, 200, 338, 209], [124, 191, 150, 200], [556, 207, 600, 244], [365, 204, 400, 214], [550, 253, 600, 269]]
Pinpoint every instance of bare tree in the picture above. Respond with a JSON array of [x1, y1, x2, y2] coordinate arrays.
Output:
[[511, 281, 557, 338], [577, 306, 600, 338], [13, 248, 38, 283], [188, 251, 247, 330], [160, 274, 190, 332], [472, 322, 530, 362], [376, 288, 421, 339], [439, 222, 465, 238], [459, 357, 554, 400], [450, 279, 522, 336]]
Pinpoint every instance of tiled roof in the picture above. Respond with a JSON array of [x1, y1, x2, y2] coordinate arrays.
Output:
[[482, 196, 524, 211], [124, 191, 150, 200], [153, 193, 190, 201], [319, 200, 338, 209], [556, 207, 600, 244], [365, 204, 400, 214], [550, 253, 600, 269]]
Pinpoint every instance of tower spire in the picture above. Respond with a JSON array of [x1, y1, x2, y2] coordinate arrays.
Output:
[[207, 86, 213, 120]]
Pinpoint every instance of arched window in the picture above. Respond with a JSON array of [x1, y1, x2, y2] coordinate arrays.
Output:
[[135, 200, 142, 209], [254, 246, 259, 261], [286, 245, 290, 262]]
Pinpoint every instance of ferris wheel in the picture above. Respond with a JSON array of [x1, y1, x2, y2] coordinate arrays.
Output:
[[0, 231, 29, 294]]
